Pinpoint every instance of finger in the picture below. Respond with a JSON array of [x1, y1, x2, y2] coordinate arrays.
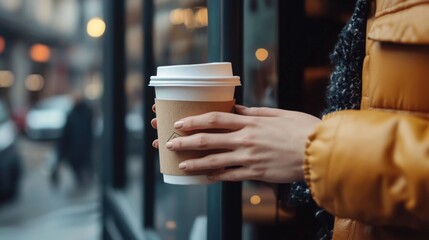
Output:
[[207, 167, 259, 182], [152, 139, 159, 149], [152, 104, 156, 113], [235, 105, 282, 117], [167, 132, 236, 151], [175, 112, 249, 131], [179, 151, 241, 171], [151, 118, 157, 129]]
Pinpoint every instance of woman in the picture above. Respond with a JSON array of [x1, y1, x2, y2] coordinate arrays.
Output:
[[152, 0, 429, 239]]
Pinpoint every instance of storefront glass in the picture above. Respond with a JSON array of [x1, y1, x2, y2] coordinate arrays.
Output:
[[152, 1, 209, 239]]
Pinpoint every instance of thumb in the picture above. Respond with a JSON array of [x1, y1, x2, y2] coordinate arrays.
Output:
[[235, 105, 282, 117]]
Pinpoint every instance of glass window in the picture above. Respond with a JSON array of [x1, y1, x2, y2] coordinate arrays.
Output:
[[243, 0, 278, 108], [153, 1, 209, 239], [242, 0, 355, 239], [242, 1, 289, 239]]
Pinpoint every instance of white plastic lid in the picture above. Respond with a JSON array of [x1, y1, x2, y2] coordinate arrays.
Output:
[[149, 62, 241, 87], [163, 174, 216, 185], [157, 62, 233, 77]]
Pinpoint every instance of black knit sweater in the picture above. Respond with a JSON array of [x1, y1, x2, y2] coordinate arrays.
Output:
[[286, 0, 372, 239]]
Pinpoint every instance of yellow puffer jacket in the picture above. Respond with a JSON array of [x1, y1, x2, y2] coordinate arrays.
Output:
[[304, 0, 429, 239]]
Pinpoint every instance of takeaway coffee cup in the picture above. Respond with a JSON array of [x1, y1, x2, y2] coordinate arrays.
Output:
[[149, 62, 241, 185]]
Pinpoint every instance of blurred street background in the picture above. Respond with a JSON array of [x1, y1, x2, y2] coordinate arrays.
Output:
[[0, 0, 103, 239]]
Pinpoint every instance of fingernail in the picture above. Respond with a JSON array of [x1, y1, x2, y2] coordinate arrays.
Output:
[[235, 104, 246, 110], [166, 141, 173, 150], [179, 162, 187, 170], [152, 141, 158, 148], [207, 175, 216, 181], [174, 121, 184, 129]]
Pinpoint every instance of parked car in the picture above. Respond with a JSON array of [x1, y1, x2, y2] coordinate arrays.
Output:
[[0, 100, 22, 201], [25, 95, 73, 140]]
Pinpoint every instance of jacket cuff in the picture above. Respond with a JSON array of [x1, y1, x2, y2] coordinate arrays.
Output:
[[303, 114, 343, 210]]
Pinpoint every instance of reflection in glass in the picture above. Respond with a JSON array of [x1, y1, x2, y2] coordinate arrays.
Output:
[[244, 0, 278, 108], [152, 0, 209, 239]]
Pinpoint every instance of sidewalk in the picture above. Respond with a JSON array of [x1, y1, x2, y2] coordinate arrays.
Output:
[[0, 202, 100, 240], [0, 137, 99, 239]]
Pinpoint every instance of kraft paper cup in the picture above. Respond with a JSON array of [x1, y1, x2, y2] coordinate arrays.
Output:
[[150, 62, 241, 185]]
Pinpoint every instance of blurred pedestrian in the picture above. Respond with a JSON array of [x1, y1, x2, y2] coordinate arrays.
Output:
[[51, 91, 94, 187]]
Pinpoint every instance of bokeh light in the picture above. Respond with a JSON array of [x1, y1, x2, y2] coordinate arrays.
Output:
[[165, 220, 177, 230], [255, 48, 269, 61], [25, 74, 45, 91], [0, 36, 5, 54], [0, 71, 14, 88], [250, 195, 262, 205], [87, 17, 106, 38], [169, 8, 208, 29], [195, 8, 208, 26], [169, 8, 184, 25], [30, 44, 51, 63]]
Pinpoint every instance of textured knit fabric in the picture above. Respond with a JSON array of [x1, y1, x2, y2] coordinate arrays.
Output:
[[288, 0, 371, 206], [286, 0, 372, 239], [323, 0, 370, 115]]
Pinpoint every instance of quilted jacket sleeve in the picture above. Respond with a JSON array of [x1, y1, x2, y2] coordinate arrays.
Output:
[[304, 109, 429, 227]]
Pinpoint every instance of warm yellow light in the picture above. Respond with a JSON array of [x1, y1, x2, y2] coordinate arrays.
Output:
[[165, 220, 176, 230], [85, 73, 103, 100], [183, 8, 195, 29], [170, 8, 207, 28], [87, 17, 106, 38], [30, 44, 50, 63], [255, 48, 269, 61], [25, 74, 44, 91], [195, 8, 208, 26], [0, 71, 14, 88], [85, 82, 102, 100], [0, 36, 5, 54], [169, 9, 184, 25], [250, 195, 261, 205]]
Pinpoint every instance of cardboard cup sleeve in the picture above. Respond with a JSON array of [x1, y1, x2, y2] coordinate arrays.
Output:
[[155, 99, 235, 176]]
